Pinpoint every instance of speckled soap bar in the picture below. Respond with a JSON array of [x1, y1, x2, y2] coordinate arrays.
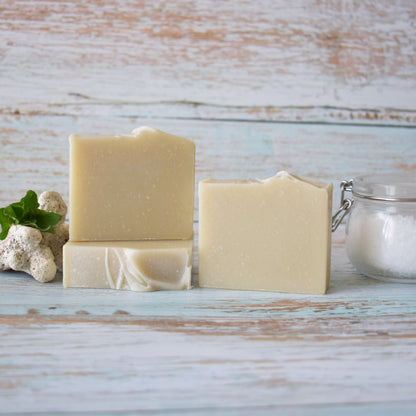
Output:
[[69, 126, 195, 241], [198, 172, 333, 295]]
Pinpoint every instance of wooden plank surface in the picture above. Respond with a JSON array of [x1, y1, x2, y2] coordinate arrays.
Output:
[[1, 117, 415, 414], [1, 115, 416, 208], [1, 226, 416, 413], [1, 0, 416, 414], [1, 0, 415, 112]]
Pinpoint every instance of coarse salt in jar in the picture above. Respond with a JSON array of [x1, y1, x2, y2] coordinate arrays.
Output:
[[332, 174, 416, 283]]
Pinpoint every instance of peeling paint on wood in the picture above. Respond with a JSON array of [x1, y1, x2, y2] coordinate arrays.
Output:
[[0, 114, 415, 208], [0, 314, 415, 413], [1, 0, 415, 110], [1, 1, 416, 414]]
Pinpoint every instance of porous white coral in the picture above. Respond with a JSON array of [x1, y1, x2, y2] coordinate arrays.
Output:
[[0, 191, 69, 281], [39, 191, 69, 271], [0, 225, 56, 282]]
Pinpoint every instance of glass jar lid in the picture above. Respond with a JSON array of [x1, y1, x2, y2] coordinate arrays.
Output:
[[352, 173, 416, 202]]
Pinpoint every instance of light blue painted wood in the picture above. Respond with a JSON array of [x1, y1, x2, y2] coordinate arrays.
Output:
[[2, 402, 414, 416], [1, 1, 416, 413], [1, 114, 416, 415], [1, 223, 416, 413], [2, 1, 415, 111], [1, 114, 415, 209], [1, 270, 415, 319], [1, 317, 415, 413]]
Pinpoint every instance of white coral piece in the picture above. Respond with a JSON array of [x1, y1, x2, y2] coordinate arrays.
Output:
[[0, 225, 56, 282], [38, 191, 67, 225], [0, 190, 69, 281], [39, 191, 69, 271]]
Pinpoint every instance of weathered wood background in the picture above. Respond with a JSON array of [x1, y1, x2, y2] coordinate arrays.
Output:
[[0, 1, 415, 414]]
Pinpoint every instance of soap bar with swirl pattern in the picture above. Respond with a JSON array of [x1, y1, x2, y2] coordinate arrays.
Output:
[[63, 240, 193, 291]]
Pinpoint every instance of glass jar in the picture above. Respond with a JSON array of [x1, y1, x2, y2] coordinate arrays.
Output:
[[333, 174, 416, 283]]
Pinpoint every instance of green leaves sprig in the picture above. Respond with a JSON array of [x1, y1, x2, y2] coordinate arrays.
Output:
[[0, 190, 62, 240]]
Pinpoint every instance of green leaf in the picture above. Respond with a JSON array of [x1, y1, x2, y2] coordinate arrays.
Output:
[[3, 205, 20, 224], [0, 208, 11, 240], [20, 190, 39, 212], [0, 191, 62, 240], [31, 210, 62, 233]]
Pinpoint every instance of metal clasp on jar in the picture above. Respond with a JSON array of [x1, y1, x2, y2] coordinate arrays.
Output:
[[332, 179, 354, 232]]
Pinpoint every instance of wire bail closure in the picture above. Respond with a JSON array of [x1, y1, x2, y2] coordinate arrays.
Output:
[[332, 180, 353, 232]]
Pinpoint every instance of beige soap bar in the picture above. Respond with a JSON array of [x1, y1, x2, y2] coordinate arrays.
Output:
[[69, 126, 195, 241], [63, 240, 193, 291], [198, 172, 333, 295]]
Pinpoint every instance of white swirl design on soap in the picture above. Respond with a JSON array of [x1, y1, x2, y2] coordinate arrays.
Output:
[[104, 248, 191, 291]]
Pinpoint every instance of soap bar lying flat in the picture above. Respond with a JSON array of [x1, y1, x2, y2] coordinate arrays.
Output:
[[63, 240, 193, 291], [69, 127, 195, 241], [198, 172, 333, 294]]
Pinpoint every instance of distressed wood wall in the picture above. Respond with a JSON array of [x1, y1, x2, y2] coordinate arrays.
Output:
[[1, 0, 415, 205], [1, 1, 416, 414]]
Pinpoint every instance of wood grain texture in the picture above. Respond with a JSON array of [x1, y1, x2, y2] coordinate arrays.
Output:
[[1, 294, 416, 412], [1, 227, 416, 314], [1, 227, 416, 414], [1, 0, 415, 114], [1, 316, 415, 413], [1, 114, 415, 208], [1, 0, 416, 414]]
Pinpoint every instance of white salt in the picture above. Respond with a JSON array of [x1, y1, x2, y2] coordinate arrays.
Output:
[[347, 211, 416, 279]]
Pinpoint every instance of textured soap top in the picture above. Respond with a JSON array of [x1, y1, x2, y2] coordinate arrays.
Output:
[[200, 171, 331, 190]]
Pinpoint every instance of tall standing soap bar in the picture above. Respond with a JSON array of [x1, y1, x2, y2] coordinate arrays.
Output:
[[69, 127, 195, 241], [198, 172, 333, 295]]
